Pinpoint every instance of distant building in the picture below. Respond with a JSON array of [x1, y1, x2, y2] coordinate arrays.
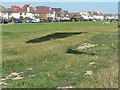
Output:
[[114, 14, 118, 20], [8, 5, 25, 19], [104, 14, 115, 20], [69, 12, 81, 20], [80, 11, 89, 20], [61, 10, 70, 20], [35, 6, 56, 20], [8, 5, 39, 19], [80, 11, 104, 20], [51, 8, 62, 20], [0, 4, 114, 21], [23, 4, 39, 19], [92, 11, 104, 20], [0, 5, 9, 19]]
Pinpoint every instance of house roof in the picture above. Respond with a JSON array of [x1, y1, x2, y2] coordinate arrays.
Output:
[[0, 5, 7, 12], [92, 12, 100, 16], [23, 4, 35, 13], [103, 14, 114, 16], [51, 8, 62, 11], [48, 10, 54, 14], [69, 12, 81, 18], [51, 8, 62, 15], [9, 5, 25, 13], [35, 6, 50, 14], [61, 10, 69, 15]]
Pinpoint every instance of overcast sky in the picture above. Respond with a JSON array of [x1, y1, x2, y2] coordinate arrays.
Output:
[[1, 1, 119, 14]]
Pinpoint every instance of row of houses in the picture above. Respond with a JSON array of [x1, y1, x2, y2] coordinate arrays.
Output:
[[0, 4, 70, 21], [0, 4, 118, 21]]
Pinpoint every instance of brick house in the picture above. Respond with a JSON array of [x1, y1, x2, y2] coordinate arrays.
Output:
[[35, 6, 56, 20], [69, 12, 81, 20]]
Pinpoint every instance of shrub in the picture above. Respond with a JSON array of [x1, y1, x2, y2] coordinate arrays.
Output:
[[19, 16, 24, 20], [24, 17, 29, 20], [70, 17, 79, 22], [9, 17, 15, 22]]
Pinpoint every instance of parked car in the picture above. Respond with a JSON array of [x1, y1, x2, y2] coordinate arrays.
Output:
[[14, 19, 23, 23], [32, 18, 40, 23], [26, 18, 33, 23], [0, 19, 9, 24], [44, 19, 52, 23], [40, 19, 44, 23]]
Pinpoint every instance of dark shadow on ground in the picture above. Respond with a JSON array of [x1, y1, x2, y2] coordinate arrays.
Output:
[[67, 49, 95, 55], [26, 32, 87, 43]]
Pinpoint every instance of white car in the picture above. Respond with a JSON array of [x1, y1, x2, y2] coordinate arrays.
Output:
[[32, 18, 40, 23]]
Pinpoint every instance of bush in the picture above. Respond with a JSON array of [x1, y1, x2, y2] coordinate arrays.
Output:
[[9, 17, 15, 22], [24, 17, 29, 20], [19, 16, 24, 20], [70, 17, 79, 22]]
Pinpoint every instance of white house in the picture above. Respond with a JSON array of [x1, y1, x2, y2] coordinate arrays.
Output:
[[80, 11, 104, 20], [8, 5, 39, 19], [80, 11, 89, 20], [46, 8, 56, 20], [8, 5, 26, 19], [23, 4, 39, 19], [61, 10, 70, 20], [92, 11, 104, 20], [104, 14, 115, 20], [114, 14, 118, 20], [0, 5, 9, 19]]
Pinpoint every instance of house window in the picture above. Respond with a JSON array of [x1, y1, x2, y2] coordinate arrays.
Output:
[[8, 13, 11, 15], [25, 13, 26, 15], [20, 12, 22, 15]]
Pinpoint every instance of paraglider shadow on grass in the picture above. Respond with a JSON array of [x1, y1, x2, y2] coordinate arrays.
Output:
[[26, 32, 87, 43], [66, 48, 96, 55]]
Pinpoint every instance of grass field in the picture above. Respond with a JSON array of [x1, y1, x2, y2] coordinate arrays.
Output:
[[2, 21, 118, 88]]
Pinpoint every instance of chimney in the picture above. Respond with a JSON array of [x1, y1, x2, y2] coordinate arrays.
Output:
[[27, 7, 30, 12]]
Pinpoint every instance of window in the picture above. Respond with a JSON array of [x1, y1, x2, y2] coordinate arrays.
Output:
[[20, 12, 22, 15], [25, 13, 26, 15], [8, 13, 11, 15]]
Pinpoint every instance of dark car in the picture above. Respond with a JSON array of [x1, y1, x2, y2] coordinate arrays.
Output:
[[44, 19, 52, 23], [0, 19, 9, 24], [14, 19, 23, 23], [26, 18, 33, 23]]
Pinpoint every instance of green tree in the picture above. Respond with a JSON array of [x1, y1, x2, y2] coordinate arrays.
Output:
[[19, 16, 24, 20], [9, 17, 15, 22]]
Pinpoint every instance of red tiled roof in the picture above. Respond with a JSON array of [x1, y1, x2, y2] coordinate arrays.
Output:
[[35, 6, 50, 14], [9, 5, 25, 13], [23, 4, 35, 13]]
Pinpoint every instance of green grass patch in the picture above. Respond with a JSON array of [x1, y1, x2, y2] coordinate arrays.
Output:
[[2, 21, 118, 88]]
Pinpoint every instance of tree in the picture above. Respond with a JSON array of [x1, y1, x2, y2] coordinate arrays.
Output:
[[70, 17, 78, 22], [19, 16, 24, 20], [9, 17, 15, 22]]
